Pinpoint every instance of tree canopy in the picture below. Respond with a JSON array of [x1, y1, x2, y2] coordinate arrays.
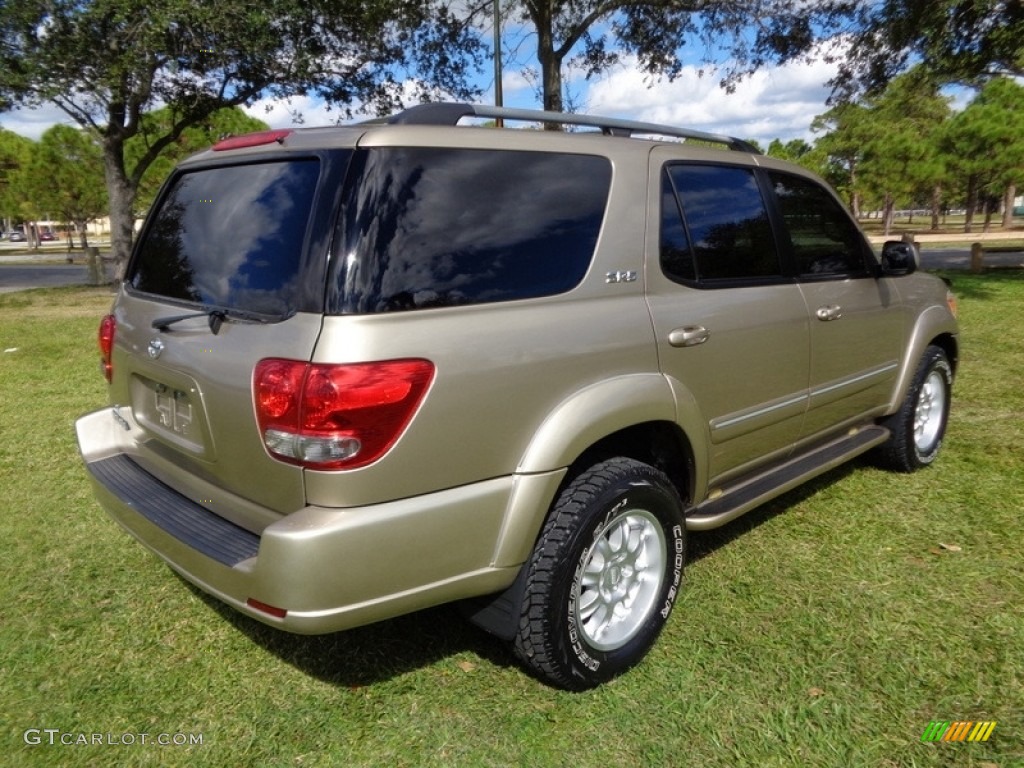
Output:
[[492, 0, 1022, 116], [0, 127, 33, 224], [501, 0, 851, 114], [833, 0, 1024, 96], [25, 124, 107, 247], [0, 0, 482, 269], [126, 107, 270, 217]]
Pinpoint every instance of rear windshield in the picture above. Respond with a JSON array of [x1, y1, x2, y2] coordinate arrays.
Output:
[[128, 159, 320, 315], [328, 148, 612, 313]]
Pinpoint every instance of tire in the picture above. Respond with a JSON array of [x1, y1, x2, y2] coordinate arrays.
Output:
[[876, 345, 953, 472], [512, 457, 686, 691]]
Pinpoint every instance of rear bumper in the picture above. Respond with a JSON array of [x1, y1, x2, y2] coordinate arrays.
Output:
[[76, 407, 524, 634]]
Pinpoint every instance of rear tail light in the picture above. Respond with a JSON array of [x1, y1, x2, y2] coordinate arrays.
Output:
[[253, 359, 434, 470], [98, 314, 116, 383]]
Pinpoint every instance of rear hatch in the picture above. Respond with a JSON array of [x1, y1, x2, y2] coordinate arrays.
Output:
[[109, 149, 350, 527]]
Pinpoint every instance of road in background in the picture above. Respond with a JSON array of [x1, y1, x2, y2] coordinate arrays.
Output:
[[1, 248, 1021, 295]]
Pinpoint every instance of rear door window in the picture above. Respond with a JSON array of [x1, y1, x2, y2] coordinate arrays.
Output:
[[128, 159, 321, 315], [661, 164, 781, 284], [329, 148, 611, 313]]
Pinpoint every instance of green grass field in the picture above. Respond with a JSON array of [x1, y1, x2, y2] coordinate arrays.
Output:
[[1, 276, 1021, 768]]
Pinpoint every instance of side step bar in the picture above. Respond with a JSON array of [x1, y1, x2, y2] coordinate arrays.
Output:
[[685, 425, 890, 531]]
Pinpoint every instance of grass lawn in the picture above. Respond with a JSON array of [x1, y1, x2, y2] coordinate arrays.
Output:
[[1, 276, 1021, 768]]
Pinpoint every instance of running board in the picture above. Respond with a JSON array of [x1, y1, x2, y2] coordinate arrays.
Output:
[[685, 425, 890, 531]]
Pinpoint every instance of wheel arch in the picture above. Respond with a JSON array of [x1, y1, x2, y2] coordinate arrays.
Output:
[[498, 375, 692, 564], [887, 307, 959, 415], [465, 376, 699, 641]]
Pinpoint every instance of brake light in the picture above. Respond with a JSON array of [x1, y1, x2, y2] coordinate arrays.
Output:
[[98, 314, 116, 383], [212, 129, 292, 151], [253, 359, 434, 469]]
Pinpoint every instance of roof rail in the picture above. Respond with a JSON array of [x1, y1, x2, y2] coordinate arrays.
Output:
[[386, 102, 760, 153]]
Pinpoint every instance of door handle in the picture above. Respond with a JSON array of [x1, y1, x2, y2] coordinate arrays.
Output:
[[816, 305, 843, 321], [668, 325, 710, 347]]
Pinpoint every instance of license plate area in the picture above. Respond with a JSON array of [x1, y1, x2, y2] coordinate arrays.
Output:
[[131, 373, 210, 455]]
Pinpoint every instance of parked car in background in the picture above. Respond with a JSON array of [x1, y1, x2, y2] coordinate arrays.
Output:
[[77, 103, 959, 690], [8, 230, 26, 242]]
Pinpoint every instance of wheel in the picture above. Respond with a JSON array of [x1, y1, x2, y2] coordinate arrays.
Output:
[[876, 345, 953, 472], [512, 457, 686, 690]]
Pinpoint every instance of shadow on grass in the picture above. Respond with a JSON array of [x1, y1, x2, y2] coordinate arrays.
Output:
[[181, 578, 521, 687], [931, 268, 1024, 300], [686, 460, 860, 564], [176, 460, 875, 688]]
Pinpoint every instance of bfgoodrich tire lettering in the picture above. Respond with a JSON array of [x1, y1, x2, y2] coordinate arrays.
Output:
[[513, 457, 686, 690], [876, 345, 953, 472]]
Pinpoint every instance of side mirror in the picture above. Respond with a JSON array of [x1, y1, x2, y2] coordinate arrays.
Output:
[[880, 240, 918, 276]]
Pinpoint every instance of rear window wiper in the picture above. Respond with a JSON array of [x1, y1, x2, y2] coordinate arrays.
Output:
[[152, 308, 294, 335]]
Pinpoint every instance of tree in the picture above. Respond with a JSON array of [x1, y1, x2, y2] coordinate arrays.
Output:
[[499, 0, 852, 115], [942, 78, 1024, 232], [857, 72, 951, 234], [0, 127, 33, 228], [810, 102, 875, 218], [766, 138, 813, 163], [498, 0, 1022, 119], [25, 125, 107, 248], [127, 107, 269, 217], [0, 0, 482, 272], [834, 0, 1024, 96]]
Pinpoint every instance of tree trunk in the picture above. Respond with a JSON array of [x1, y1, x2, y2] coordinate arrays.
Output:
[[848, 163, 861, 218], [102, 136, 138, 279], [883, 192, 895, 236], [531, 3, 563, 128], [1003, 183, 1017, 229], [930, 184, 941, 231], [964, 175, 978, 233], [77, 220, 90, 249]]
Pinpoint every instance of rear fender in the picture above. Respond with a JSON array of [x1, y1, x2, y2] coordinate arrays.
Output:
[[492, 374, 676, 566]]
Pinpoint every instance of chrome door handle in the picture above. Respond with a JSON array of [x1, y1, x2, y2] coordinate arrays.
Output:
[[668, 325, 710, 347], [816, 305, 843, 321]]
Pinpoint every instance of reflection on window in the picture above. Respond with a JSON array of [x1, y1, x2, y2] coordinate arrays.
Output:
[[331, 148, 611, 313], [666, 165, 780, 281], [769, 172, 868, 276], [660, 169, 695, 283], [129, 160, 320, 314]]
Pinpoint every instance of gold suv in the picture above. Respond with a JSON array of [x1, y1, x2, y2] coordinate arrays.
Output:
[[76, 103, 959, 690]]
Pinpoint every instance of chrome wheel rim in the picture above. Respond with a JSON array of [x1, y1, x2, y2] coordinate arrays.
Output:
[[914, 369, 947, 453], [574, 508, 667, 652]]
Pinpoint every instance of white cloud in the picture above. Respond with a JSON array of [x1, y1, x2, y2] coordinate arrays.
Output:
[[242, 94, 343, 128], [585, 54, 842, 146], [0, 103, 79, 140], [501, 69, 534, 97]]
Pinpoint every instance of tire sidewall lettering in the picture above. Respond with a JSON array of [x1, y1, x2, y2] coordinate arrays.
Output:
[[565, 488, 684, 672]]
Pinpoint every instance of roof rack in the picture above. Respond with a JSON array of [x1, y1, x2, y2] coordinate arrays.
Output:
[[385, 102, 760, 154]]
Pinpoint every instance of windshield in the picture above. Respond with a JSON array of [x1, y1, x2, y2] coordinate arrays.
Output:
[[128, 159, 321, 315]]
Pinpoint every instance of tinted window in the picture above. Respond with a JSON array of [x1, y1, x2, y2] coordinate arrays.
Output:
[[129, 160, 320, 314], [330, 148, 611, 313], [660, 169, 695, 283], [666, 164, 780, 282], [769, 172, 869, 276]]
